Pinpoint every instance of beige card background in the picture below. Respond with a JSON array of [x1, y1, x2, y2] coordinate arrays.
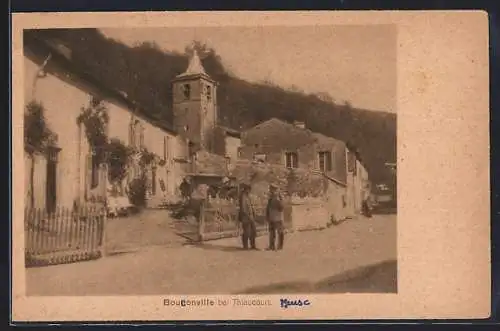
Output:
[[11, 11, 490, 321]]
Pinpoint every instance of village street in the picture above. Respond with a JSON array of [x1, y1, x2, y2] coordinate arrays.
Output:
[[26, 213, 396, 295]]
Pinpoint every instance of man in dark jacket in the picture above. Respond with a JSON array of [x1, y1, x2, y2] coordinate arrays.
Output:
[[238, 183, 257, 250], [266, 184, 285, 250], [179, 177, 192, 203]]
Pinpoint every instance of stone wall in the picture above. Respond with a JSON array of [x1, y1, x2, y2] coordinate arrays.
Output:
[[230, 160, 329, 198], [230, 160, 349, 229], [290, 199, 329, 231]]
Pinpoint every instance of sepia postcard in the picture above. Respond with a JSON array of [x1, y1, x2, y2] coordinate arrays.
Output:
[[11, 11, 490, 322]]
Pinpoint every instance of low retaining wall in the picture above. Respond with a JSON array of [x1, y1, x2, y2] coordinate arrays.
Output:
[[199, 198, 333, 241], [196, 161, 352, 241], [198, 201, 293, 241], [290, 201, 329, 231]]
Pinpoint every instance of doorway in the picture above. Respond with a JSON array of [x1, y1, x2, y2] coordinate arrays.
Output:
[[45, 148, 59, 214]]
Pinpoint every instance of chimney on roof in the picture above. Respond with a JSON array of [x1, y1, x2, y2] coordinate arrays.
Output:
[[293, 121, 306, 129]]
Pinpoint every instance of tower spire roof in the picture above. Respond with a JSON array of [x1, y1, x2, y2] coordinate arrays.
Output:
[[176, 49, 208, 78]]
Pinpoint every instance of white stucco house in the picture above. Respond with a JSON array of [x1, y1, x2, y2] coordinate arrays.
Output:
[[345, 146, 370, 216], [23, 32, 191, 213], [23, 32, 244, 214]]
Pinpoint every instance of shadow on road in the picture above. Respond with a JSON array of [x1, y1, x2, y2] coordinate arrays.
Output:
[[188, 243, 248, 252], [236, 259, 397, 294], [372, 207, 397, 215]]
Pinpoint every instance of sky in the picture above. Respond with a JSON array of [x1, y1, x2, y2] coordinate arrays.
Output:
[[100, 25, 396, 113]]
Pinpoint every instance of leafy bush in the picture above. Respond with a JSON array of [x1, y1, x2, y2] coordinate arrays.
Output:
[[139, 148, 156, 167], [127, 175, 147, 207], [231, 160, 327, 198], [107, 138, 133, 183]]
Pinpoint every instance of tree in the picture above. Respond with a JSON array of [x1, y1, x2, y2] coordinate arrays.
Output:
[[24, 100, 56, 208], [315, 92, 335, 104], [26, 29, 397, 186]]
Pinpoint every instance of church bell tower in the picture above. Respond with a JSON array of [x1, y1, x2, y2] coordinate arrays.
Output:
[[172, 49, 218, 152]]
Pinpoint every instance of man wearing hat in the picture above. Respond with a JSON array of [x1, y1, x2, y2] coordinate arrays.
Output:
[[266, 183, 285, 250], [238, 183, 257, 250]]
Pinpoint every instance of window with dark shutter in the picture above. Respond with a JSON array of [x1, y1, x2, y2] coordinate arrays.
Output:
[[318, 151, 332, 172], [151, 167, 157, 195], [285, 151, 298, 168]]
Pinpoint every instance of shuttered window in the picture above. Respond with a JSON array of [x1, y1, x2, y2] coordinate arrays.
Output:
[[318, 151, 332, 172], [151, 167, 157, 195], [285, 152, 298, 169], [90, 150, 99, 189]]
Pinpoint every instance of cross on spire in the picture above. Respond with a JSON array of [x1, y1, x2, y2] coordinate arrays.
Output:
[[182, 48, 206, 76], [173, 43, 214, 81]]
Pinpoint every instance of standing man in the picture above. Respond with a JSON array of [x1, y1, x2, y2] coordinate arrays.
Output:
[[266, 184, 285, 251], [238, 183, 257, 250], [179, 177, 192, 204]]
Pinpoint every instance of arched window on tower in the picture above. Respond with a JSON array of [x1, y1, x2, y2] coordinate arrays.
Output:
[[182, 83, 191, 100], [206, 85, 212, 102]]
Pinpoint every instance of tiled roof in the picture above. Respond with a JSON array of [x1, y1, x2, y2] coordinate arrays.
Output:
[[248, 118, 344, 146], [311, 132, 344, 146], [217, 125, 241, 138]]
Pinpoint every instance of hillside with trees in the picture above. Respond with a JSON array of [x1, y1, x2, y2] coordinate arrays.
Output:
[[24, 28, 396, 185]]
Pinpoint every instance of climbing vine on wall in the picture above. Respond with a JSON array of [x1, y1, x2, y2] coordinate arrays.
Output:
[[77, 96, 109, 165], [139, 148, 156, 167], [24, 100, 57, 208], [107, 138, 133, 183], [24, 100, 56, 152]]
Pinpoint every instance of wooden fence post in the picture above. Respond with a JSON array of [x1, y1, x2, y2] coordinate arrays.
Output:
[[198, 200, 205, 242], [101, 208, 108, 257]]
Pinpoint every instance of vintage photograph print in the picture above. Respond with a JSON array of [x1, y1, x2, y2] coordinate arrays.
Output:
[[22, 24, 397, 296], [12, 11, 490, 321]]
